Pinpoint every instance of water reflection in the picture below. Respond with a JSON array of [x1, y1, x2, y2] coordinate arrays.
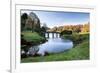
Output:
[[27, 38, 73, 56]]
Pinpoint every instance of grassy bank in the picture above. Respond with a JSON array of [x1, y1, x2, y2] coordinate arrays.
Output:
[[21, 39, 89, 62], [21, 31, 46, 45], [62, 33, 89, 46], [21, 31, 47, 56]]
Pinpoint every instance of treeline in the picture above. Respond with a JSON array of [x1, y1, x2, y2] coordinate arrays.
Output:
[[21, 12, 41, 32], [21, 12, 49, 37], [49, 22, 89, 33]]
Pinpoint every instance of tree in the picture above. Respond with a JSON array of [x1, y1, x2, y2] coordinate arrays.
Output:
[[81, 23, 89, 33], [25, 15, 40, 32], [60, 30, 72, 36], [73, 25, 82, 33], [40, 23, 48, 37], [51, 26, 57, 32], [21, 13, 28, 31], [29, 12, 40, 32], [41, 23, 48, 32]]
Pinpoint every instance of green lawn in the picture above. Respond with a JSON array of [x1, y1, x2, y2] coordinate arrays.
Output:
[[21, 31, 46, 44], [21, 39, 89, 63]]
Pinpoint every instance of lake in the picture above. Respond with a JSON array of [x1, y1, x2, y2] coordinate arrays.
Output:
[[27, 33, 73, 56]]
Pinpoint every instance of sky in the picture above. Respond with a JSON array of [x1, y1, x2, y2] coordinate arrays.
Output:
[[21, 10, 90, 28]]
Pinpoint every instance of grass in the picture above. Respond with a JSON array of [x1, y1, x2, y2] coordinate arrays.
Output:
[[62, 33, 89, 46], [21, 31, 46, 43], [21, 39, 89, 63]]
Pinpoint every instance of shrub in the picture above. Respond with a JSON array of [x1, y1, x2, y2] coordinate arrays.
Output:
[[61, 33, 89, 46], [60, 30, 72, 36]]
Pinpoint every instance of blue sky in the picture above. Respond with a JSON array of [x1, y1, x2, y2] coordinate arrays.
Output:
[[21, 10, 90, 28]]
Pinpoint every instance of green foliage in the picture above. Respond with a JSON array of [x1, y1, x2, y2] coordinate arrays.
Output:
[[21, 13, 28, 20], [21, 13, 28, 31], [21, 12, 41, 33], [60, 30, 72, 36], [62, 33, 89, 45], [21, 31, 46, 44]]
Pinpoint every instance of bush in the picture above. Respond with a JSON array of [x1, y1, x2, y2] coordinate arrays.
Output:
[[60, 30, 72, 36], [62, 33, 89, 46]]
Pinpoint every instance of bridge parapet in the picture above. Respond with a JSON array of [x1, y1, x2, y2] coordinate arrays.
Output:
[[45, 32, 60, 38]]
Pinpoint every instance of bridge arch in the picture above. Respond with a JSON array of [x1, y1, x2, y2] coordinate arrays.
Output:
[[45, 32, 60, 38]]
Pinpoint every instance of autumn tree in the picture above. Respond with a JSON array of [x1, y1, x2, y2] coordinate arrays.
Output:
[[81, 23, 89, 33]]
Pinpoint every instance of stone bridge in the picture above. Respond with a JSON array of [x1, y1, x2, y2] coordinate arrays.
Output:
[[45, 31, 60, 38]]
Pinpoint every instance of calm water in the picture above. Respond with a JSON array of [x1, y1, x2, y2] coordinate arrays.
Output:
[[27, 33, 73, 56]]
